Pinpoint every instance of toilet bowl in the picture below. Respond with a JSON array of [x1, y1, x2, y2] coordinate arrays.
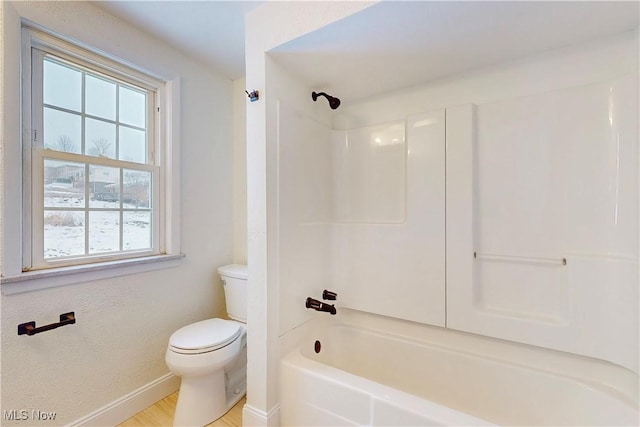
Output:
[[165, 264, 248, 426]]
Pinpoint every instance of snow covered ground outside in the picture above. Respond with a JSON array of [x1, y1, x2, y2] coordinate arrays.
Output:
[[44, 182, 151, 259]]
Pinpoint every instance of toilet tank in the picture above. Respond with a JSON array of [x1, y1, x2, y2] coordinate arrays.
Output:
[[218, 264, 248, 323]]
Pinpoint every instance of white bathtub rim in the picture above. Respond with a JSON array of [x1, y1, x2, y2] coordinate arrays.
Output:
[[327, 309, 639, 407], [282, 349, 495, 426], [309, 322, 639, 410]]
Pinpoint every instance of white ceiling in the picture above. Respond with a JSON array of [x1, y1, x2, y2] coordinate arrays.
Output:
[[95, 1, 638, 101], [272, 1, 640, 102], [95, 1, 263, 79]]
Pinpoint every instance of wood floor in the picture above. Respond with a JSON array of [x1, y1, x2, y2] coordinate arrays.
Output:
[[118, 392, 245, 427]]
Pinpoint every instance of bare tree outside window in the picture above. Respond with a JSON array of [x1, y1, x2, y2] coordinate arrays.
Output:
[[56, 135, 77, 153], [90, 138, 112, 157]]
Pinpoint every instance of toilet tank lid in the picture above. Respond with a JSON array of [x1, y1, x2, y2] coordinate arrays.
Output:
[[218, 264, 248, 280]]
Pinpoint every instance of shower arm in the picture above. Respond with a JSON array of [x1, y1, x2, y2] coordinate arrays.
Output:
[[312, 91, 341, 110]]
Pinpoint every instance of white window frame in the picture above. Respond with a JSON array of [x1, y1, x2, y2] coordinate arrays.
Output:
[[0, 23, 182, 294]]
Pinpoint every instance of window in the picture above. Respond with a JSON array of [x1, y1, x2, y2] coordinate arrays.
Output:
[[13, 25, 181, 281], [31, 53, 158, 269]]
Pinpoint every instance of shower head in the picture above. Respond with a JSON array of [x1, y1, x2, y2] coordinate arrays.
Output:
[[312, 91, 341, 110]]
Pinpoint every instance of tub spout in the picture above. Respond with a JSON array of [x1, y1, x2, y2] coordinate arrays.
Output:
[[306, 297, 337, 315]]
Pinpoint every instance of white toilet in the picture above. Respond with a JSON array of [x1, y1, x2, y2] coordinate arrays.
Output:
[[165, 264, 248, 426]]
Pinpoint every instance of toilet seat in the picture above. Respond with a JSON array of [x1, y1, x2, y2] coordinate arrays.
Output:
[[169, 318, 241, 355]]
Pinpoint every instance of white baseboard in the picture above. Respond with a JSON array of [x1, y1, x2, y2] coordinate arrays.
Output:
[[68, 373, 180, 427], [242, 403, 280, 427]]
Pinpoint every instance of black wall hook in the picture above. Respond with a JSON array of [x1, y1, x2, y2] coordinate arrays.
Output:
[[245, 90, 259, 102]]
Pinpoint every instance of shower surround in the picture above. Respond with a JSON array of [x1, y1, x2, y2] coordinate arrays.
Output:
[[243, 2, 639, 424], [270, 30, 639, 426]]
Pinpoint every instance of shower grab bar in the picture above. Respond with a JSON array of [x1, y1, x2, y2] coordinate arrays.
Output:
[[474, 252, 567, 266], [18, 312, 76, 336]]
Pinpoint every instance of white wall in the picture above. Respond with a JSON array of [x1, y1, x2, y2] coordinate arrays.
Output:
[[243, 3, 373, 424], [272, 58, 333, 337], [331, 111, 446, 326], [446, 75, 638, 372], [1, 2, 234, 425], [332, 30, 639, 372], [233, 78, 248, 265]]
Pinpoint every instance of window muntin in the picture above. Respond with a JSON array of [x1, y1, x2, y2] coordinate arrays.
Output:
[[28, 49, 161, 270], [40, 55, 150, 163]]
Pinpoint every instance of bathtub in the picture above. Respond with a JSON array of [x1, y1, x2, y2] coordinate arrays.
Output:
[[280, 309, 639, 426]]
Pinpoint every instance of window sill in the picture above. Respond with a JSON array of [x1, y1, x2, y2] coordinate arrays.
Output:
[[1, 253, 185, 295]]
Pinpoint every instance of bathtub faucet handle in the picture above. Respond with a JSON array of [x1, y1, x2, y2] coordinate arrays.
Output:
[[322, 290, 337, 301], [306, 297, 337, 315]]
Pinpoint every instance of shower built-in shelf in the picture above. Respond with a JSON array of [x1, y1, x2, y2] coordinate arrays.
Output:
[[474, 252, 567, 266]]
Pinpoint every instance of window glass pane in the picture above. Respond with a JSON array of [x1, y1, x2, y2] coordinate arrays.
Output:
[[123, 211, 151, 251], [44, 159, 85, 208], [119, 86, 146, 128], [86, 118, 116, 158], [44, 58, 81, 112], [33, 44, 160, 268], [44, 108, 81, 154], [85, 74, 116, 120], [89, 211, 120, 254], [119, 127, 146, 163], [44, 210, 85, 259], [89, 165, 120, 208], [123, 170, 151, 208]]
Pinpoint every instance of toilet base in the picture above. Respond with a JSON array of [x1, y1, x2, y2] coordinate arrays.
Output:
[[173, 370, 227, 426]]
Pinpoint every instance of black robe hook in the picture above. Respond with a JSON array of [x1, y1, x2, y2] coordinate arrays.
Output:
[[245, 90, 259, 102]]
